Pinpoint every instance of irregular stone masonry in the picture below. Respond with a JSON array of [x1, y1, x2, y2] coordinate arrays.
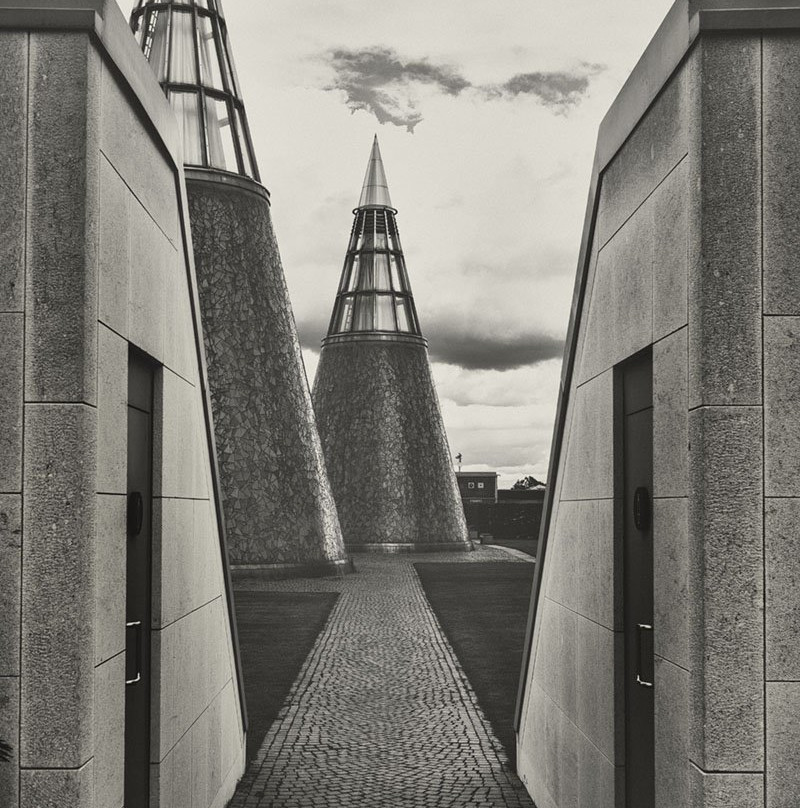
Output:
[[313, 341, 469, 550], [231, 549, 534, 807], [187, 180, 346, 569]]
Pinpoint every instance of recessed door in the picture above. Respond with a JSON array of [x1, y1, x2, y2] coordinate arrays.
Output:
[[125, 349, 155, 807], [621, 349, 654, 808]]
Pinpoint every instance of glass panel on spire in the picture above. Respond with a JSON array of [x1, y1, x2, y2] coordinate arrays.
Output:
[[131, 0, 260, 182], [325, 139, 425, 344]]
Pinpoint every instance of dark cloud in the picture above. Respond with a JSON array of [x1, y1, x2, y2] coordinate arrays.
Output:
[[295, 313, 563, 372], [321, 47, 604, 130], [323, 47, 470, 132], [425, 327, 563, 371]]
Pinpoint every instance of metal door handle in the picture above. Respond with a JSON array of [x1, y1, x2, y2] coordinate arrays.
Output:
[[636, 623, 654, 688], [633, 486, 651, 531], [127, 491, 144, 537], [126, 621, 142, 685]]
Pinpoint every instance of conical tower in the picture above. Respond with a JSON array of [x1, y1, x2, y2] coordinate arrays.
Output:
[[131, 0, 350, 577], [312, 138, 471, 552]]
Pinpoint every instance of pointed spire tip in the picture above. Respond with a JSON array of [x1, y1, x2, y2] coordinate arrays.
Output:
[[358, 137, 393, 209]]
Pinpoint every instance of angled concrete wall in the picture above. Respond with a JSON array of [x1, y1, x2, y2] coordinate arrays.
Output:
[[517, 4, 800, 806], [0, 2, 245, 805], [186, 176, 349, 577], [313, 341, 469, 551]]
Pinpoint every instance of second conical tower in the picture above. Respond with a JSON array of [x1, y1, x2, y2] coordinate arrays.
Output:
[[131, 0, 350, 577], [312, 138, 470, 552]]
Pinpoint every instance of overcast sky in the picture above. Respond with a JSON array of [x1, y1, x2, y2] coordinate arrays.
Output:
[[221, 0, 675, 488]]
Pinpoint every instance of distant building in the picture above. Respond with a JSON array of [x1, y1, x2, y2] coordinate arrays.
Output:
[[456, 471, 499, 503]]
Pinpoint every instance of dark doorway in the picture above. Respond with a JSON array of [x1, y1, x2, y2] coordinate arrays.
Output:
[[619, 349, 654, 808], [125, 348, 156, 807]]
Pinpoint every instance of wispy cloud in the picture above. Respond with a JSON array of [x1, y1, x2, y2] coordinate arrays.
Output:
[[321, 47, 604, 131], [486, 62, 605, 111]]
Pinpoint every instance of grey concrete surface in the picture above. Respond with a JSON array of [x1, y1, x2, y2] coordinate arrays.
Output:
[[688, 406, 764, 771], [688, 36, 762, 409], [231, 550, 533, 808]]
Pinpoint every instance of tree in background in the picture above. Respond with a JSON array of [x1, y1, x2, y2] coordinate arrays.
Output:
[[512, 475, 545, 490]]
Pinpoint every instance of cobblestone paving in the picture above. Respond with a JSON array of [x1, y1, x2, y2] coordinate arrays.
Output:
[[230, 548, 535, 808]]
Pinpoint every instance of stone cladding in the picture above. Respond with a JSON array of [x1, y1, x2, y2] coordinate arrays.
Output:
[[231, 550, 534, 807], [187, 178, 348, 572], [312, 340, 470, 551]]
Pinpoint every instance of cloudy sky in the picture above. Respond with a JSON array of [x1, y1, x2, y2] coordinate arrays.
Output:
[[221, 0, 675, 487]]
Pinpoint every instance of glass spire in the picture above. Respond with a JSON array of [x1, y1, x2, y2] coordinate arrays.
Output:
[[130, 0, 260, 181], [324, 138, 425, 345]]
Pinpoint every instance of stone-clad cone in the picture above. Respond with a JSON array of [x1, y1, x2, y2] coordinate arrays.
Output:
[[132, 0, 350, 577], [312, 139, 471, 552]]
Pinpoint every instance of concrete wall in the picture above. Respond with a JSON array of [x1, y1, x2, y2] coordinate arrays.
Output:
[[313, 341, 469, 550], [0, 5, 244, 805], [186, 178, 348, 575], [518, 23, 800, 808]]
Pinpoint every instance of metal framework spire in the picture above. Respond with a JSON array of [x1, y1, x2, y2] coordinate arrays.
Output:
[[130, 0, 260, 181], [324, 138, 425, 346]]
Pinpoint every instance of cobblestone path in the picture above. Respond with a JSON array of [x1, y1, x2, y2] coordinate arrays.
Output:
[[230, 548, 535, 808]]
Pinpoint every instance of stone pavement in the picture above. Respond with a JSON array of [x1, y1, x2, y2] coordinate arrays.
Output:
[[229, 547, 535, 808]]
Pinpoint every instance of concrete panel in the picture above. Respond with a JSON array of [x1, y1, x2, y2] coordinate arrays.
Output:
[[518, 682, 573, 808], [153, 497, 195, 628], [654, 497, 689, 671], [171, 727, 194, 808], [100, 63, 178, 242], [95, 493, 126, 666], [219, 679, 242, 784], [97, 325, 128, 494], [154, 369, 199, 500], [546, 499, 617, 631], [26, 32, 98, 404], [129, 200, 168, 362], [652, 159, 689, 340], [689, 36, 761, 408], [0, 313, 23, 491], [98, 156, 130, 337], [20, 760, 93, 808], [94, 654, 125, 808], [0, 676, 19, 803], [653, 327, 688, 498], [579, 208, 653, 382], [534, 599, 576, 724], [21, 404, 97, 767], [560, 371, 614, 501], [575, 618, 616, 763], [688, 406, 763, 770], [0, 495, 21, 676], [150, 623, 176, 762], [767, 682, 800, 808], [655, 657, 689, 808], [0, 32, 28, 312], [597, 69, 688, 246], [163, 244, 196, 384], [690, 767, 763, 808], [763, 35, 800, 316], [765, 317, 800, 496], [765, 499, 800, 680], [577, 732, 615, 808]]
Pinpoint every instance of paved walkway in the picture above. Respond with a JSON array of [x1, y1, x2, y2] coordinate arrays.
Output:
[[230, 548, 535, 808]]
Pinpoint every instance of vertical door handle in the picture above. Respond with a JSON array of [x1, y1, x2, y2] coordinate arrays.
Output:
[[633, 486, 651, 531], [125, 621, 142, 685], [127, 491, 144, 537], [636, 623, 654, 688]]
